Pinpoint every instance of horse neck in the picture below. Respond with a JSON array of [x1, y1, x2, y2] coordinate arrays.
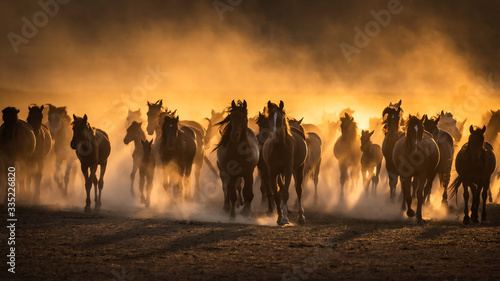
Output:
[[1, 121, 16, 141]]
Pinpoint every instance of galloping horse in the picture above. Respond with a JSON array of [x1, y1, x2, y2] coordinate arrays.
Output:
[[263, 101, 307, 225], [70, 114, 111, 212], [360, 130, 383, 195], [47, 104, 76, 196], [334, 112, 361, 198], [159, 112, 196, 200], [382, 100, 404, 200], [288, 118, 322, 205], [26, 105, 52, 202], [449, 126, 496, 224], [423, 114, 454, 205], [256, 110, 272, 209], [215, 100, 259, 218], [124, 121, 146, 197], [139, 139, 155, 207], [393, 115, 439, 224], [1, 107, 35, 202]]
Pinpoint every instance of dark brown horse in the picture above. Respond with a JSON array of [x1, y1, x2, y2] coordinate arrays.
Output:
[[1, 107, 35, 202], [256, 110, 272, 209], [215, 100, 259, 218], [47, 104, 76, 196], [139, 139, 155, 207], [26, 105, 52, 202], [263, 101, 307, 225], [360, 130, 383, 195], [289, 118, 322, 205], [334, 112, 361, 198], [393, 115, 439, 224], [124, 121, 146, 197], [423, 114, 454, 205], [159, 112, 196, 200], [449, 126, 496, 224], [382, 100, 404, 200], [70, 114, 111, 212]]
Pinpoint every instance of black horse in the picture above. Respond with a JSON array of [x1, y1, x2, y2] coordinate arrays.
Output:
[[263, 101, 307, 225], [124, 121, 146, 197], [334, 112, 361, 198], [288, 118, 322, 205], [393, 115, 439, 224], [26, 105, 52, 202], [159, 112, 196, 200], [139, 139, 155, 208], [70, 114, 111, 212], [422, 114, 454, 205], [381, 100, 404, 200], [360, 130, 383, 195], [215, 100, 259, 218], [449, 126, 496, 224]]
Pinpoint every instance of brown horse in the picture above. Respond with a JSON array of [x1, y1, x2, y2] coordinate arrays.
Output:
[[449, 126, 496, 224], [139, 139, 155, 207], [70, 114, 111, 212], [1, 107, 36, 202], [215, 100, 259, 219], [393, 115, 439, 224], [360, 130, 383, 195], [263, 101, 307, 225], [26, 105, 52, 202], [382, 101, 404, 200], [124, 121, 146, 197], [334, 112, 361, 198]]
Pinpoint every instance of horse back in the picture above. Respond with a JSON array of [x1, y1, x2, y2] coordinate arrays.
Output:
[[0, 120, 36, 160], [95, 129, 111, 164], [291, 130, 307, 169]]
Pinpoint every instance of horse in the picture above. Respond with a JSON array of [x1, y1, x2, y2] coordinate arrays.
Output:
[[126, 109, 143, 128], [437, 111, 466, 144], [263, 101, 307, 225], [360, 130, 383, 195], [422, 114, 454, 205], [393, 115, 439, 224], [124, 121, 146, 197], [1, 107, 36, 202], [215, 100, 259, 218], [159, 112, 197, 201], [381, 100, 404, 200], [484, 110, 500, 146], [70, 114, 111, 212], [256, 110, 272, 209], [334, 112, 361, 198], [47, 104, 76, 196], [289, 118, 322, 205], [139, 139, 155, 207], [26, 105, 52, 202], [449, 126, 496, 224]]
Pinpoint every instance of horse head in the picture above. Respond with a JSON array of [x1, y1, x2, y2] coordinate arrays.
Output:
[[422, 114, 439, 136], [469, 125, 486, 166], [70, 114, 93, 152], [162, 112, 179, 150], [2, 107, 19, 125], [266, 100, 288, 143], [405, 115, 424, 151], [47, 104, 69, 136], [360, 130, 374, 152], [27, 105, 44, 134], [228, 100, 248, 143], [146, 100, 163, 135], [382, 105, 402, 132], [340, 112, 357, 140], [124, 121, 143, 145]]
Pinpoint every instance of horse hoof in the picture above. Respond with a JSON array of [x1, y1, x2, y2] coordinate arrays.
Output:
[[278, 218, 289, 226], [463, 217, 471, 225], [472, 218, 479, 224], [298, 216, 306, 225], [417, 219, 427, 226], [406, 209, 415, 218], [84, 206, 91, 213]]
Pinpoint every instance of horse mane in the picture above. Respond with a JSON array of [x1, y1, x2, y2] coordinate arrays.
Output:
[[340, 114, 358, 140], [214, 100, 247, 151], [404, 116, 422, 148]]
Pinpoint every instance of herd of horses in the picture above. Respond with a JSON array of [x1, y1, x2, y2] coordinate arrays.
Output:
[[1, 99, 499, 226]]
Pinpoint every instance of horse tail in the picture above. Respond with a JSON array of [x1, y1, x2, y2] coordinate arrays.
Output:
[[448, 175, 462, 206]]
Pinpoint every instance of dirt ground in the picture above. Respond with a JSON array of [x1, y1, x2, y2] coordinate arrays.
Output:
[[1, 203, 500, 281]]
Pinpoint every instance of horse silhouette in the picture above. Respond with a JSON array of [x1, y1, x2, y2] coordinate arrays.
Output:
[[382, 100, 404, 200], [215, 100, 259, 219], [449, 126, 496, 224], [139, 139, 155, 207], [393, 115, 439, 224], [124, 121, 146, 197], [360, 130, 383, 195], [26, 105, 52, 202], [263, 101, 307, 225], [70, 114, 111, 212]]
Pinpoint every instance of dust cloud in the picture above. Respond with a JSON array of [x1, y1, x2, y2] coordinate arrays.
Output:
[[1, 0, 499, 224]]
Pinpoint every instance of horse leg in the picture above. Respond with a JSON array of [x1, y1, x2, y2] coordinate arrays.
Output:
[[471, 185, 480, 224], [339, 163, 348, 199], [139, 172, 146, 205], [373, 162, 381, 196], [183, 165, 193, 202], [361, 166, 368, 194], [401, 177, 414, 217], [241, 173, 254, 217], [228, 177, 237, 219], [388, 170, 398, 201], [423, 173, 436, 205], [411, 176, 418, 198], [441, 167, 451, 206], [236, 177, 244, 208], [63, 160, 72, 197], [130, 164, 137, 198], [89, 165, 98, 211], [481, 184, 489, 222], [462, 182, 470, 225], [194, 161, 201, 201], [313, 160, 320, 205], [146, 176, 153, 208], [53, 159, 63, 192], [269, 172, 282, 222], [34, 159, 44, 204], [294, 165, 306, 224], [279, 172, 292, 225], [81, 166, 92, 212], [416, 174, 426, 225]]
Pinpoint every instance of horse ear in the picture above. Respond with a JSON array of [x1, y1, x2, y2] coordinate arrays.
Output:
[[482, 126, 486, 134], [128, 109, 132, 113], [436, 116, 440, 123], [176, 115, 179, 121], [243, 100, 247, 108], [423, 115, 427, 122], [491, 110, 495, 114], [211, 109, 215, 116], [149, 139, 153, 145], [40, 105, 44, 111], [16, 109, 20, 114], [73, 114, 77, 120], [344, 112, 349, 118], [370, 130, 374, 136], [469, 125, 474, 134], [267, 100, 272, 108], [140, 139, 146, 146], [147, 101, 151, 106], [231, 100, 236, 108], [397, 99, 402, 106], [139, 122, 142, 126], [279, 100, 284, 110], [83, 114, 87, 122], [299, 117, 303, 124], [440, 110, 444, 116]]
